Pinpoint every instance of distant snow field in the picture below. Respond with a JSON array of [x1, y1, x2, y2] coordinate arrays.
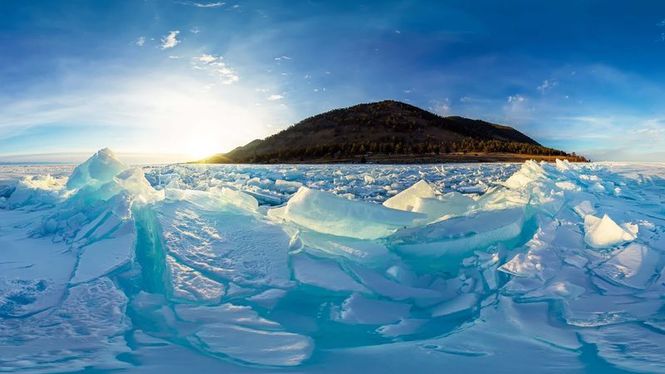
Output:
[[1, 149, 665, 373]]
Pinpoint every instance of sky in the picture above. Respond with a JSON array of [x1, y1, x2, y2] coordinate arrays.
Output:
[[2, 0, 665, 162]]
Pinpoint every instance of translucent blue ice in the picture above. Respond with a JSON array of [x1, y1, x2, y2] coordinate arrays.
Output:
[[1, 150, 665, 372]]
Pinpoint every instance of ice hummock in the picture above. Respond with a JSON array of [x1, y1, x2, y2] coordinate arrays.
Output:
[[584, 214, 638, 248], [382, 179, 475, 222], [1, 151, 665, 372], [383, 179, 438, 211], [268, 186, 425, 239], [66, 147, 127, 189]]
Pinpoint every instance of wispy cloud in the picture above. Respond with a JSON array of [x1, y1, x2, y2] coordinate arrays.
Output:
[[507, 94, 526, 104], [274, 55, 291, 61], [135, 36, 146, 47], [429, 99, 450, 115], [191, 54, 239, 84], [504, 94, 533, 119], [177, 1, 225, 8], [537, 79, 558, 93], [267, 94, 284, 101], [558, 116, 665, 161], [161, 30, 180, 49], [197, 54, 217, 63], [0, 72, 292, 156]]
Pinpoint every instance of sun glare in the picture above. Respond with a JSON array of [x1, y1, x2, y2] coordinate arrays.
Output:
[[182, 137, 224, 160], [114, 75, 279, 161]]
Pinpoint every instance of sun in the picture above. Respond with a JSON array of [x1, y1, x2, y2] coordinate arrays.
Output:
[[182, 137, 224, 160], [122, 75, 277, 162]]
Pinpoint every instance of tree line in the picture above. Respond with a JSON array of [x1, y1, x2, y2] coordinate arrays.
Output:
[[239, 139, 585, 162]]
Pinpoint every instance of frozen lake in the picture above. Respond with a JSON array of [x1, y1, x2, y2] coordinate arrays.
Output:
[[1, 149, 665, 373]]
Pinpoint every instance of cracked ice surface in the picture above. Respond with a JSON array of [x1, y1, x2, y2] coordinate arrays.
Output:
[[1, 151, 665, 372]]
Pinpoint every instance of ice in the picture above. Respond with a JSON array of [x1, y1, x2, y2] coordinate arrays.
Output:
[[157, 199, 291, 288], [163, 188, 255, 213], [0, 211, 76, 317], [391, 207, 525, 256], [299, 230, 392, 263], [167, 256, 226, 302], [430, 293, 479, 317], [5, 174, 67, 209], [0, 277, 130, 372], [573, 200, 595, 218], [411, 192, 475, 221], [268, 186, 425, 239], [194, 324, 313, 366], [580, 323, 665, 372], [71, 223, 135, 284], [383, 179, 438, 211], [175, 303, 313, 366], [383, 180, 475, 222], [247, 288, 288, 309], [502, 160, 547, 189], [584, 214, 638, 248], [2, 150, 665, 372], [348, 264, 443, 300], [500, 252, 545, 278], [291, 254, 368, 292], [376, 318, 426, 337], [66, 148, 127, 190], [593, 243, 659, 289], [174, 303, 281, 328], [334, 293, 411, 325], [274, 179, 303, 193], [107, 167, 164, 204]]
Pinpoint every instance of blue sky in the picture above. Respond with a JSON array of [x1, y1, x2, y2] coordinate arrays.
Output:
[[2, 0, 665, 162]]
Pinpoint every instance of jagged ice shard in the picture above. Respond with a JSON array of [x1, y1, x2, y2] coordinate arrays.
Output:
[[1, 149, 665, 372]]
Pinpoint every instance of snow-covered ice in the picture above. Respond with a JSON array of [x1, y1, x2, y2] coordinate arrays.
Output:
[[1, 150, 665, 372]]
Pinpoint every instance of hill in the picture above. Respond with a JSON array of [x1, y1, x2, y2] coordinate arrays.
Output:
[[203, 100, 586, 163]]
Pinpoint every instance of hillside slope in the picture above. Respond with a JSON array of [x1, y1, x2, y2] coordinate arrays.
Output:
[[204, 100, 585, 163]]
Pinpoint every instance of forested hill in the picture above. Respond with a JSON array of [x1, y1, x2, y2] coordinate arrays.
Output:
[[203, 100, 587, 163]]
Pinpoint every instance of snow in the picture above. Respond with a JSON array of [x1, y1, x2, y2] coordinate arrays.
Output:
[[157, 199, 292, 288], [1, 150, 665, 372], [167, 256, 226, 302], [71, 224, 135, 284], [0, 277, 130, 372]]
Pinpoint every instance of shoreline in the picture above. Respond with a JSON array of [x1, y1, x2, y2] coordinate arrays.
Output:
[[199, 152, 588, 165]]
